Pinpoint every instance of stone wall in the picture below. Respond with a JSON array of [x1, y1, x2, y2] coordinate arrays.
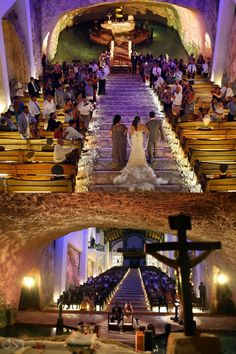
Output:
[[2, 17, 29, 85], [227, 13, 236, 88], [30, 0, 43, 77]]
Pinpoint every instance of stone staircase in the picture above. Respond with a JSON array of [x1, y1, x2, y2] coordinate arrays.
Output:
[[106, 268, 150, 313], [90, 73, 189, 192]]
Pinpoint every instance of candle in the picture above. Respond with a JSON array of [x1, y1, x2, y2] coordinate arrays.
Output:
[[135, 331, 144, 352]]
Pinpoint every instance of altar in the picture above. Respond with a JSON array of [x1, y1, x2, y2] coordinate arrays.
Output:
[[101, 15, 135, 35]]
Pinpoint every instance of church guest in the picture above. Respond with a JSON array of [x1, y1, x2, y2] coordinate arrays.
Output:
[[171, 86, 183, 120], [53, 138, 78, 164], [28, 77, 40, 97], [210, 101, 224, 121], [28, 95, 41, 124], [0, 111, 17, 131], [227, 96, 236, 121], [63, 119, 84, 140], [64, 84, 75, 102], [47, 112, 58, 132], [198, 282, 206, 310], [77, 97, 93, 131], [43, 95, 56, 121], [124, 301, 133, 317], [55, 85, 66, 108], [111, 301, 123, 324], [110, 114, 128, 168], [214, 164, 232, 179], [211, 86, 222, 102], [183, 86, 195, 115], [220, 83, 234, 105], [173, 67, 183, 82], [145, 111, 164, 164], [97, 67, 106, 95], [0, 118, 10, 131], [201, 60, 209, 78], [18, 106, 30, 139], [13, 96, 24, 123], [54, 122, 63, 139], [187, 62, 197, 79], [63, 99, 75, 122]]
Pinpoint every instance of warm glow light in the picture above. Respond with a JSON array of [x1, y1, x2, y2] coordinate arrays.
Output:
[[217, 273, 228, 285], [23, 276, 36, 288]]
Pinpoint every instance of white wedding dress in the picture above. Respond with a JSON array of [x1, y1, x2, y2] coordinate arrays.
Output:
[[113, 130, 168, 191]]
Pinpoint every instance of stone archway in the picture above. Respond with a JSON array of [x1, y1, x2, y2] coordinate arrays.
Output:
[[42, 0, 214, 63], [0, 192, 235, 310]]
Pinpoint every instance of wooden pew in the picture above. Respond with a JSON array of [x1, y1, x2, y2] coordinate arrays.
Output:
[[184, 139, 236, 154], [0, 163, 77, 179], [2, 178, 73, 193], [205, 177, 236, 192], [189, 149, 236, 165], [179, 129, 236, 141], [195, 162, 236, 179]]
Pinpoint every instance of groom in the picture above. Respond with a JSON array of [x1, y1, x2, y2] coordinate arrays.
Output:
[[145, 111, 165, 164]]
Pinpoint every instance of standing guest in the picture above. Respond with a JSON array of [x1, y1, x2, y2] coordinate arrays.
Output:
[[28, 77, 40, 97], [77, 96, 93, 131], [123, 301, 133, 317], [97, 67, 106, 95], [64, 84, 74, 102], [227, 95, 236, 121], [201, 60, 209, 78], [221, 83, 234, 105], [183, 86, 195, 115], [55, 85, 65, 108], [63, 99, 74, 123], [131, 52, 138, 75], [18, 106, 30, 139], [187, 62, 197, 79], [110, 114, 128, 168], [171, 86, 183, 120], [28, 95, 41, 124], [43, 94, 56, 121], [161, 86, 173, 118], [173, 67, 183, 82], [145, 111, 164, 164], [13, 96, 24, 123]]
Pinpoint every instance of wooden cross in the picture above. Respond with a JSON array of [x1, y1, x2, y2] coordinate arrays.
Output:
[[145, 214, 221, 336]]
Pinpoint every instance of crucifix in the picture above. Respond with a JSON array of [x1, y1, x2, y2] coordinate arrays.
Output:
[[145, 214, 221, 336]]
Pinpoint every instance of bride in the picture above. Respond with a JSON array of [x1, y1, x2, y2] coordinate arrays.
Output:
[[113, 116, 168, 191]]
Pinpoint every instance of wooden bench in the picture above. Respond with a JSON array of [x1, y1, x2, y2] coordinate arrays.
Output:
[[0, 178, 74, 193], [177, 121, 236, 132], [0, 150, 56, 163], [195, 162, 236, 179], [205, 177, 236, 192], [189, 149, 236, 165], [183, 139, 236, 154], [0, 163, 77, 179], [179, 129, 236, 141]]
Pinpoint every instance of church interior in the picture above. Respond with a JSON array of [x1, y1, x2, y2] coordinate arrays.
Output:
[[0, 0, 236, 354]]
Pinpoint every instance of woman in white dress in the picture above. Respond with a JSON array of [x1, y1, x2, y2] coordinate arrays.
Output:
[[113, 116, 168, 191]]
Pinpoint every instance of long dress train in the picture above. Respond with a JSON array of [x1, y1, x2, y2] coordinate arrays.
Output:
[[113, 131, 168, 191]]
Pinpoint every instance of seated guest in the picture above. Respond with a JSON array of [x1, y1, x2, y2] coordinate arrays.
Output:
[[47, 112, 58, 131], [54, 122, 63, 138], [0, 111, 17, 131], [173, 67, 183, 82], [63, 119, 84, 140], [211, 86, 222, 102], [210, 101, 224, 121], [227, 95, 236, 121], [111, 301, 123, 324], [0, 118, 10, 131], [53, 138, 78, 163], [214, 164, 232, 179]]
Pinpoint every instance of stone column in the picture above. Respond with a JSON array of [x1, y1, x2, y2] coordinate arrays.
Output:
[[79, 229, 89, 284], [14, 0, 35, 77], [211, 0, 235, 85], [104, 243, 110, 270], [0, 21, 11, 113], [54, 237, 67, 301]]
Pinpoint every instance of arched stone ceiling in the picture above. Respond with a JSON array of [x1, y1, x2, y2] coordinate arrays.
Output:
[[0, 192, 235, 306], [43, 0, 215, 61]]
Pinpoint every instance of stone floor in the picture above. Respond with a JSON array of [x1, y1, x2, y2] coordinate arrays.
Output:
[[16, 311, 236, 347], [90, 74, 189, 193]]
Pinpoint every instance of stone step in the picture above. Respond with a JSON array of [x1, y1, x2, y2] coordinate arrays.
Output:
[[93, 158, 178, 171], [97, 139, 170, 149], [90, 184, 186, 193], [91, 170, 183, 185]]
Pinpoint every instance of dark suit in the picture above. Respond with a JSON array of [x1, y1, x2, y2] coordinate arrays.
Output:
[[145, 119, 164, 162], [28, 80, 40, 97]]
